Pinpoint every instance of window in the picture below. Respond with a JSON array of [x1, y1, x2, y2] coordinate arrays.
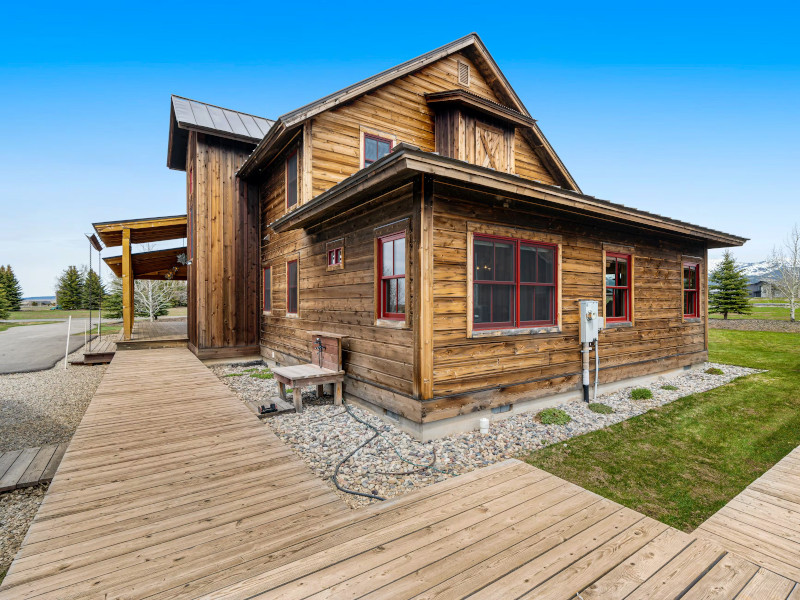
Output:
[[605, 253, 631, 322], [286, 150, 298, 209], [286, 259, 298, 315], [378, 233, 406, 319], [473, 235, 557, 329], [263, 267, 271, 312], [684, 263, 700, 318], [328, 247, 342, 267], [364, 134, 392, 167]]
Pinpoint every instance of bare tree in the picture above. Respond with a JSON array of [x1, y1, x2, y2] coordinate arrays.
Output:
[[134, 279, 179, 321], [769, 224, 800, 322]]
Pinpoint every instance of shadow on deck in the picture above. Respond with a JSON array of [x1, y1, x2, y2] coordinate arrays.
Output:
[[77, 319, 187, 365]]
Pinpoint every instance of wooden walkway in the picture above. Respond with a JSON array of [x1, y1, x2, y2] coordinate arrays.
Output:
[[696, 444, 800, 582], [0, 445, 67, 492], [78, 319, 188, 364], [1, 348, 799, 599]]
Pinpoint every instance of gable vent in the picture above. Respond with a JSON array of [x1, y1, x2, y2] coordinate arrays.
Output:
[[457, 60, 470, 87]]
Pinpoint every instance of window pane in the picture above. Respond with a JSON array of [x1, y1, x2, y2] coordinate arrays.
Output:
[[365, 137, 378, 163], [685, 291, 696, 316], [288, 262, 298, 313], [520, 286, 534, 322], [264, 269, 271, 311], [385, 279, 397, 314], [492, 284, 514, 323], [605, 287, 614, 318], [377, 140, 391, 159], [494, 242, 515, 282], [474, 283, 491, 323], [617, 258, 628, 287], [287, 153, 298, 207], [613, 288, 627, 318], [336, 248, 342, 263], [537, 248, 554, 284], [534, 286, 552, 322], [397, 278, 405, 314], [394, 238, 405, 275], [474, 239, 493, 280], [606, 257, 616, 287], [520, 246, 536, 283], [382, 239, 393, 276], [684, 266, 696, 290]]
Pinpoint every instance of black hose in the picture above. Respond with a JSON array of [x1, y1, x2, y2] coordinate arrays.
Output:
[[331, 428, 386, 501]]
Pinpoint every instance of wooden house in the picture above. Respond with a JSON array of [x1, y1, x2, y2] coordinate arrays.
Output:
[[167, 34, 746, 439]]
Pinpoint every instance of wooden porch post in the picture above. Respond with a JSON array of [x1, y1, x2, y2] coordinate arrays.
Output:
[[122, 228, 133, 340]]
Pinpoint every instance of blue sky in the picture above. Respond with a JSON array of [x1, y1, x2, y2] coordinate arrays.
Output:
[[1, 1, 798, 296]]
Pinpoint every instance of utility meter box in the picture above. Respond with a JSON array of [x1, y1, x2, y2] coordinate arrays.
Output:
[[579, 300, 601, 343]]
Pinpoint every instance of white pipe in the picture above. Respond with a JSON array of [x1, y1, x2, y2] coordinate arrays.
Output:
[[64, 316, 72, 370], [593, 340, 599, 400]]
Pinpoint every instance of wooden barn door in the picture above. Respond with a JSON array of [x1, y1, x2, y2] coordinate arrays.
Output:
[[475, 122, 507, 172]]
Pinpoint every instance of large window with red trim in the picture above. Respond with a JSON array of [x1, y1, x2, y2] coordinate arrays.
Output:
[[364, 134, 392, 167], [378, 232, 406, 319], [286, 260, 298, 315], [684, 263, 700, 318], [263, 267, 271, 312], [605, 253, 631, 322], [286, 150, 298, 209], [473, 235, 557, 329]]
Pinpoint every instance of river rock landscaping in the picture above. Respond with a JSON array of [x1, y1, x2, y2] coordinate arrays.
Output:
[[214, 360, 761, 509]]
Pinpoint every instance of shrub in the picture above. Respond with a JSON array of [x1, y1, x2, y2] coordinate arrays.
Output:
[[661, 384, 679, 391], [588, 402, 613, 414], [538, 408, 571, 425], [705, 367, 724, 375], [631, 388, 653, 400]]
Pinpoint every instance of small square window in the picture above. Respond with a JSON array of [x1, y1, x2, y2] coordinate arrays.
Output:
[[328, 248, 342, 267], [364, 133, 393, 167]]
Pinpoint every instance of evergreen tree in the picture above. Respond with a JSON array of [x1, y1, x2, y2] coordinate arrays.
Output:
[[709, 251, 752, 320], [0, 266, 23, 310], [103, 278, 123, 319], [82, 269, 106, 309], [55, 266, 84, 310], [0, 286, 10, 320]]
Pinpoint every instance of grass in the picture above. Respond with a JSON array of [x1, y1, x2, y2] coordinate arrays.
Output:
[[525, 328, 800, 532], [6, 306, 186, 320], [710, 305, 791, 321], [0, 320, 60, 333], [538, 408, 571, 425], [705, 367, 724, 375], [72, 324, 122, 336], [249, 369, 274, 379], [661, 384, 679, 391], [630, 388, 653, 400], [588, 403, 614, 414]]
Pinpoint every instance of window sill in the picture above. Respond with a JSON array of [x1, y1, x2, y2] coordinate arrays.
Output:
[[683, 317, 702, 323], [286, 313, 300, 319], [605, 321, 633, 329], [471, 325, 561, 338], [376, 318, 407, 329], [262, 311, 272, 316]]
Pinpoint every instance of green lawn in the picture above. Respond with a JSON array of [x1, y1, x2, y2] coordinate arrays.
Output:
[[5, 309, 95, 320], [0, 321, 60, 333], [72, 324, 122, 336], [525, 328, 800, 532], [710, 304, 792, 320]]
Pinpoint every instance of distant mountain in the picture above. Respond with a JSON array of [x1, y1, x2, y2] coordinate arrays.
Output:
[[707, 259, 779, 283], [23, 296, 56, 302]]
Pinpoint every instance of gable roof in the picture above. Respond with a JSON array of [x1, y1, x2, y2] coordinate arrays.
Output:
[[237, 33, 580, 192], [167, 96, 274, 171]]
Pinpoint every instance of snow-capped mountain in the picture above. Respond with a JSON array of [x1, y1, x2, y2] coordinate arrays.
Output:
[[707, 258, 779, 282]]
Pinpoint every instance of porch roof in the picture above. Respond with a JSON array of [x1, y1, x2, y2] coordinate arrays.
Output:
[[92, 215, 187, 247], [103, 247, 188, 281]]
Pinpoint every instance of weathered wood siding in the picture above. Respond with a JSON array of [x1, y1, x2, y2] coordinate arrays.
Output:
[[309, 53, 557, 197], [187, 133, 260, 355], [427, 181, 707, 422]]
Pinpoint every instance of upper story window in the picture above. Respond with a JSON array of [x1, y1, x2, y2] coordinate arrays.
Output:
[[364, 134, 392, 167], [286, 150, 298, 209], [328, 247, 342, 267], [263, 267, 272, 312], [378, 232, 406, 319], [684, 263, 700, 318], [605, 253, 631, 322], [473, 235, 557, 329], [286, 259, 298, 316]]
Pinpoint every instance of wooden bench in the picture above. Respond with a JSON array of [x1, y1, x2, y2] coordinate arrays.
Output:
[[271, 332, 346, 414]]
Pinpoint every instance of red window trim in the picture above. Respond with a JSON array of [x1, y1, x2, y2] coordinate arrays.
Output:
[[285, 149, 298, 210], [605, 252, 632, 322], [286, 259, 298, 316], [472, 233, 559, 330], [378, 232, 406, 320], [328, 247, 342, 266], [263, 266, 271, 312], [683, 262, 700, 318], [364, 133, 393, 167]]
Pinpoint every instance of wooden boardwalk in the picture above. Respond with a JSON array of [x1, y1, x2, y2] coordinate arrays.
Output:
[[1, 347, 799, 599], [78, 319, 188, 364], [0, 444, 67, 492], [696, 444, 800, 582]]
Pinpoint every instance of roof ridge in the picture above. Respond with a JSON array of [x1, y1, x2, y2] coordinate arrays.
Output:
[[170, 94, 274, 123]]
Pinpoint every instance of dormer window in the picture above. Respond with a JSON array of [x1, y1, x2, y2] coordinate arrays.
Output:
[[364, 133, 392, 167]]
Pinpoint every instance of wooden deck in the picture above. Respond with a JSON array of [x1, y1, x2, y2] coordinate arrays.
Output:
[[2, 347, 799, 599], [78, 319, 188, 364], [696, 443, 800, 582], [0, 444, 67, 492]]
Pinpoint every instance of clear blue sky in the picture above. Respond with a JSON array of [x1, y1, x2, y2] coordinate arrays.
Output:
[[1, 1, 798, 296]]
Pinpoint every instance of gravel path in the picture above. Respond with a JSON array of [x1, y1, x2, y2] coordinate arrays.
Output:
[[213, 361, 761, 509], [1, 486, 47, 575], [709, 318, 800, 333]]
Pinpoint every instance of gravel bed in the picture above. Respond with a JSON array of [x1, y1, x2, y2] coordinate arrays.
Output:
[[0, 349, 107, 451], [213, 361, 761, 509], [1, 485, 47, 575], [709, 318, 800, 333]]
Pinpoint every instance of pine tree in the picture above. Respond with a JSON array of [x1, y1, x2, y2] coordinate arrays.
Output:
[[0, 286, 10, 320], [103, 278, 124, 319], [709, 251, 752, 320], [56, 266, 85, 310], [0, 265, 24, 310], [82, 269, 106, 310]]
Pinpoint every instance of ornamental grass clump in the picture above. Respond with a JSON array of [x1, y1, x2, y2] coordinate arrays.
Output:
[[538, 408, 571, 425], [705, 367, 724, 375], [630, 388, 653, 400], [661, 384, 679, 391], [588, 402, 614, 414]]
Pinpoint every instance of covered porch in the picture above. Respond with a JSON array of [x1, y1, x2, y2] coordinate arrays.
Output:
[[79, 318, 188, 364]]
